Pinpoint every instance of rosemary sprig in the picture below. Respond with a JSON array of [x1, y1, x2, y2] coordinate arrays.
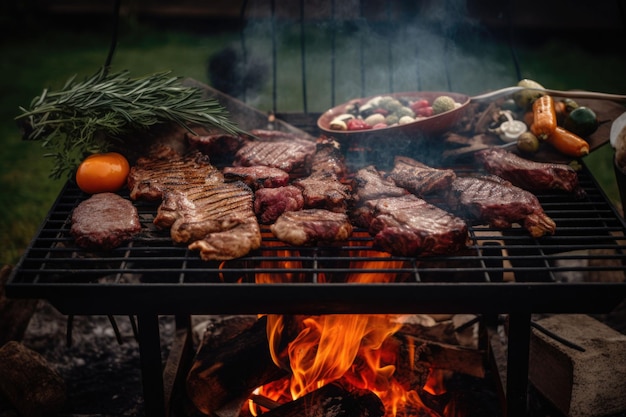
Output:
[[16, 67, 246, 179]]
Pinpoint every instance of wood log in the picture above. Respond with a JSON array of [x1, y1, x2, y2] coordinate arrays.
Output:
[[394, 333, 485, 379], [259, 383, 384, 417], [186, 315, 289, 416]]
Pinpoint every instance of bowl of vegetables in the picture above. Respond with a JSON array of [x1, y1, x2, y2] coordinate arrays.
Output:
[[317, 91, 470, 141]]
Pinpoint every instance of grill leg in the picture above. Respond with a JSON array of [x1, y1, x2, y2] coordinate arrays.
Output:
[[137, 314, 166, 417], [505, 312, 531, 417]]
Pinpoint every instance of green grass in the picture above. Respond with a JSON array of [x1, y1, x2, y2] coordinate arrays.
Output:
[[1, 17, 625, 266]]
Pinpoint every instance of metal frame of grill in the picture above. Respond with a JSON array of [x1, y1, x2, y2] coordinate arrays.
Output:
[[7, 152, 626, 417]]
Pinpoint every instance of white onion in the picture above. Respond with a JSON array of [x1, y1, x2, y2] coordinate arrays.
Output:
[[610, 112, 626, 148]]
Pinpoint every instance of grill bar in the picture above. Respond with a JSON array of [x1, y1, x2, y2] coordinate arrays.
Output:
[[7, 162, 626, 317]]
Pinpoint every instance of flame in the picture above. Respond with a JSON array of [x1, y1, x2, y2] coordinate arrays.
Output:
[[262, 312, 418, 416], [252, 231, 449, 417], [423, 369, 449, 396], [256, 231, 303, 283]]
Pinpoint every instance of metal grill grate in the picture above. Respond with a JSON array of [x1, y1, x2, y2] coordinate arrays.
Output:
[[7, 163, 626, 316]]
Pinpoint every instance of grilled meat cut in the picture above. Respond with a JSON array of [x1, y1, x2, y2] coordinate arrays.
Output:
[[292, 137, 351, 212], [352, 165, 408, 205], [445, 175, 556, 238], [271, 209, 353, 246], [307, 137, 347, 178], [127, 146, 221, 201], [365, 194, 468, 257], [70, 193, 141, 250], [475, 148, 581, 194], [128, 145, 261, 261], [223, 166, 290, 190], [155, 181, 256, 243], [254, 185, 304, 224], [293, 173, 351, 212], [387, 156, 456, 197], [188, 220, 261, 261], [233, 130, 316, 173]]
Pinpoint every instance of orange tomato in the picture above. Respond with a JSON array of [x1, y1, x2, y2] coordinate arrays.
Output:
[[75, 152, 130, 194]]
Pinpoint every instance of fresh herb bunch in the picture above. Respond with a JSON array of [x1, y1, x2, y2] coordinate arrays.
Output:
[[16, 67, 245, 179]]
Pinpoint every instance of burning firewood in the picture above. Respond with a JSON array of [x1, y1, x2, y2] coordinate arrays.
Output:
[[257, 383, 384, 417], [186, 315, 289, 415], [186, 313, 486, 417]]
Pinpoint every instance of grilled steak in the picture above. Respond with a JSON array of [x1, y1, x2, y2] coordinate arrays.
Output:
[[254, 185, 304, 224], [445, 175, 556, 238], [223, 165, 290, 190], [293, 173, 351, 212], [127, 146, 221, 201], [271, 209, 353, 246], [129, 145, 261, 261], [307, 137, 347, 178], [155, 181, 256, 243], [366, 194, 468, 257], [233, 130, 316, 173], [188, 220, 261, 261], [291, 137, 351, 212], [387, 156, 456, 197], [475, 148, 581, 194], [351, 165, 407, 205], [70, 193, 141, 250]]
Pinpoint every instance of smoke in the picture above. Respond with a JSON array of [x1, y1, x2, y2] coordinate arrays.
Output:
[[207, 0, 518, 113]]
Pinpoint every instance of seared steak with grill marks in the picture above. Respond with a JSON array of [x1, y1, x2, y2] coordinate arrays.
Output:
[[189, 220, 261, 261], [366, 194, 468, 257], [388, 156, 456, 197], [475, 148, 581, 194], [233, 130, 316, 173], [271, 209, 353, 246], [223, 166, 290, 190], [155, 181, 256, 243], [127, 146, 221, 201], [128, 145, 261, 261], [292, 137, 351, 212], [293, 173, 351, 212], [445, 175, 556, 238], [71, 193, 141, 250], [352, 165, 407, 205], [350, 165, 408, 228], [307, 137, 347, 178], [254, 185, 304, 224]]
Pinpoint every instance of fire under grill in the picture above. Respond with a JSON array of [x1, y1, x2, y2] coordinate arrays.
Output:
[[6, 155, 626, 417]]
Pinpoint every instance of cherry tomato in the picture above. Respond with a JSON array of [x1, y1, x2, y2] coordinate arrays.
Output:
[[415, 106, 434, 117], [410, 99, 430, 112], [75, 152, 130, 194], [346, 119, 372, 131]]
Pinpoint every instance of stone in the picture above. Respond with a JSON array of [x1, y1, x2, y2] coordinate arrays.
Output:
[[529, 314, 626, 417], [0, 341, 66, 417]]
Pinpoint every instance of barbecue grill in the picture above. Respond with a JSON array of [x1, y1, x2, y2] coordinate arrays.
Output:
[[6, 2, 626, 417], [7, 94, 626, 417]]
